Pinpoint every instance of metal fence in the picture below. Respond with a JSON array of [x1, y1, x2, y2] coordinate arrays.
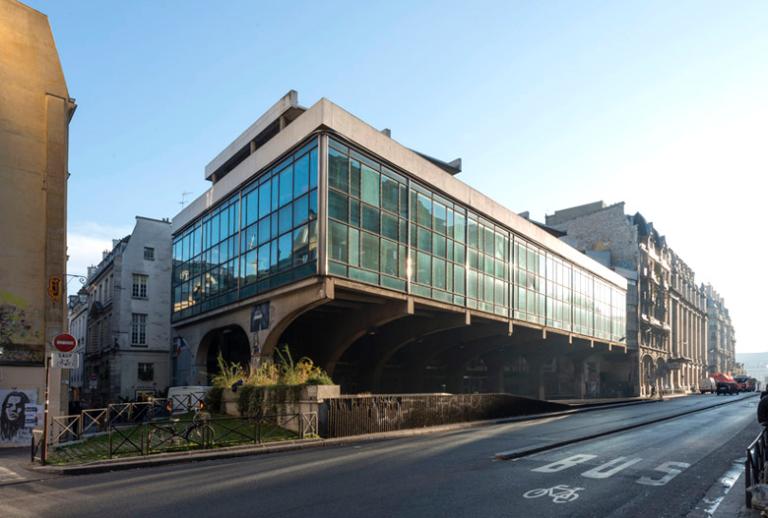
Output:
[[46, 412, 318, 464], [48, 394, 206, 446], [321, 393, 568, 438], [746, 427, 768, 508]]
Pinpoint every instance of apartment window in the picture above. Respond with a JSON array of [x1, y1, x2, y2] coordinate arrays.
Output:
[[132, 274, 148, 298], [144, 247, 155, 261], [137, 363, 154, 381], [131, 313, 147, 345]]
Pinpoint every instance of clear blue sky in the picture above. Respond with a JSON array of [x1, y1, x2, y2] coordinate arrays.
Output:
[[29, 0, 767, 353]]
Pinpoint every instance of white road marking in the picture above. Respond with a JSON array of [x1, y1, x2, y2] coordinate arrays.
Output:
[[523, 485, 585, 504], [0, 466, 24, 483], [581, 457, 643, 479], [637, 461, 691, 486], [532, 454, 597, 473], [687, 459, 743, 517]]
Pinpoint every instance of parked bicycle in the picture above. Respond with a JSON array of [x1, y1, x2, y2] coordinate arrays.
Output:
[[146, 400, 214, 452]]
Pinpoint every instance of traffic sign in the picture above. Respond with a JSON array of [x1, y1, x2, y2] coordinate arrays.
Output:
[[52, 333, 77, 352], [51, 352, 80, 369]]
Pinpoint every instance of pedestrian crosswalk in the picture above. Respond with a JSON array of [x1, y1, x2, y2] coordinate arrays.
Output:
[[0, 466, 24, 483]]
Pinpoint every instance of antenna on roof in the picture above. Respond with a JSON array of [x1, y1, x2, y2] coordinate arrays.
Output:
[[180, 192, 193, 209]]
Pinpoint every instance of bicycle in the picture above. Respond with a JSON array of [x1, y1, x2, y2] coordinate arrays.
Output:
[[523, 484, 584, 504], [145, 400, 214, 452]]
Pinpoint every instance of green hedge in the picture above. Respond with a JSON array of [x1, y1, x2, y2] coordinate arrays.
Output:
[[237, 385, 304, 417]]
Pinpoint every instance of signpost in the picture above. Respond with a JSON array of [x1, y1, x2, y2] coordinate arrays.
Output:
[[42, 333, 79, 464]]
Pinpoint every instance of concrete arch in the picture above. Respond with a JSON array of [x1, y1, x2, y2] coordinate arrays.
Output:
[[195, 325, 250, 384]]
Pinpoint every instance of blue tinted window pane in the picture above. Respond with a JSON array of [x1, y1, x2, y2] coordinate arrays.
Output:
[[362, 205, 380, 233], [382, 176, 399, 213], [309, 149, 318, 190], [329, 148, 349, 192], [329, 221, 348, 262], [279, 165, 293, 207], [350, 159, 361, 198], [211, 214, 220, 243], [309, 189, 318, 219], [271, 176, 279, 212], [417, 252, 431, 284], [294, 154, 310, 196], [258, 216, 270, 245], [361, 232, 379, 271], [329, 190, 348, 222], [417, 194, 432, 227], [350, 199, 360, 227], [434, 203, 447, 235], [417, 227, 432, 253], [381, 239, 398, 276], [293, 194, 309, 225], [257, 243, 270, 277], [278, 233, 292, 270], [221, 209, 229, 238], [245, 190, 258, 226], [245, 250, 257, 283], [258, 182, 271, 219], [381, 213, 398, 240], [278, 205, 292, 235], [361, 165, 380, 207], [349, 227, 359, 266]]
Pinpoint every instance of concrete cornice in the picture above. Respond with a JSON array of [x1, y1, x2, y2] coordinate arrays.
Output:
[[173, 97, 626, 289]]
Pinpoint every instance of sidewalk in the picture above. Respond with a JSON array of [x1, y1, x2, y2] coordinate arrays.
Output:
[[713, 469, 762, 518]]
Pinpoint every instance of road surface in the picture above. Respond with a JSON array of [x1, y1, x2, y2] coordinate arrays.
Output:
[[0, 393, 759, 518]]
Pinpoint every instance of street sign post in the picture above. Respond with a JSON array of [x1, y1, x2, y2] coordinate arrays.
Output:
[[51, 352, 80, 369], [52, 333, 77, 353]]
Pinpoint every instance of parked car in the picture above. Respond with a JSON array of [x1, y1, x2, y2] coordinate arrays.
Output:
[[699, 377, 717, 394]]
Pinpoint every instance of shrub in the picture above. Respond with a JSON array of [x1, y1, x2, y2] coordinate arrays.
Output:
[[247, 361, 280, 387], [275, 345, 333, 386], [205, 386, 223, 413], [210, 352, 247, 388]]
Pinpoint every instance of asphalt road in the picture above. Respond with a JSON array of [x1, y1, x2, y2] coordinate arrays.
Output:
[[0, 393, 760, 518]]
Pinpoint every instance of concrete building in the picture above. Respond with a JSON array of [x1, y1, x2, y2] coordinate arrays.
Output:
[[170, 91, 630, 399], [546, 201, 707, 396], [704, 284, 736, 374], [83, 217, 172, 405], [66, 290, 88, 402], [0, 0, 75, 445]]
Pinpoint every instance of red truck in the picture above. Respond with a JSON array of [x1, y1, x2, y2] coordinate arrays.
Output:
[[712, 373, 738, 395]]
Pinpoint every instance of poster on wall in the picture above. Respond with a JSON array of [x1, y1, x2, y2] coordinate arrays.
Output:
[[0, 389, 38, 446]]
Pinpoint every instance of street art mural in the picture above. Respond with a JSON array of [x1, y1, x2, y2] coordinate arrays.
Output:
[[0, 291, 44, 365], [0, 389, 38, 446]]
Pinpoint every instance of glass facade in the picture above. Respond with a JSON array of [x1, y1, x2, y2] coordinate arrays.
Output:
[[172, 138, 318, 321], [326, 136, 626, 343], [172, 132, 626, 344]]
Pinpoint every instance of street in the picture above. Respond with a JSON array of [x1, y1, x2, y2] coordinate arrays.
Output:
[[0, 394, 759, 517]]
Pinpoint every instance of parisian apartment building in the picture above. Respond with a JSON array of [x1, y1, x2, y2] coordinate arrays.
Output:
[[66, 290, 88, 404], [704, 284, 736, 374], [546, 201, 711, 396], [82, 216, 172, 406]]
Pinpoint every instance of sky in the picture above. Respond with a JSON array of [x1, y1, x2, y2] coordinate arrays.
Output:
[[28, 0, 767, 353]]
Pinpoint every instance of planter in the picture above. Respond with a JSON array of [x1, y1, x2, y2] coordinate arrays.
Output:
[[222, 389, 240, 417]]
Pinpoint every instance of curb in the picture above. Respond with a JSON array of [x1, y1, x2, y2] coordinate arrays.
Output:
[[494, 392, 758, 460], [29, 394, 723, 476]]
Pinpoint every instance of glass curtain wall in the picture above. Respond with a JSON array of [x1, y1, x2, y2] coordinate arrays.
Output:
[[325, 136, 626, 344], [172, 138, 318, 321]]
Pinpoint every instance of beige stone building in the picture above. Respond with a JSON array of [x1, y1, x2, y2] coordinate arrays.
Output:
[[0, 0, 75, 445]]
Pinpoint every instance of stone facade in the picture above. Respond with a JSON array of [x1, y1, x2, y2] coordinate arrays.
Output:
[[546, 201, 710, 396], [703, 284, 736, 374], [0, 0, 76, 441], [82, 217, 172, 405]]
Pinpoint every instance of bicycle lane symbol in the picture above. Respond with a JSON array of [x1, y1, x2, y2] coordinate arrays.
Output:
[[523, 485, 585, 504]]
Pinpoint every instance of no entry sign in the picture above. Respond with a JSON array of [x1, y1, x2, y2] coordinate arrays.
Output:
[[52, 333, 77, 353]]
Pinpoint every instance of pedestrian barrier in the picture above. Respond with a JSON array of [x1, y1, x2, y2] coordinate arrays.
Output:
[[746, 427, 768, 508], [42, 411, 318, 464]]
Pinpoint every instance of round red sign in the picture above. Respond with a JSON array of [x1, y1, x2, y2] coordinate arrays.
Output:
[[53, 333, 77, 353]]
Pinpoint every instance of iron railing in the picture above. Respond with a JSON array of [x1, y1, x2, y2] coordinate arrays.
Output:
[[746, 427, 768, 508], [45, 412, 318, 464]]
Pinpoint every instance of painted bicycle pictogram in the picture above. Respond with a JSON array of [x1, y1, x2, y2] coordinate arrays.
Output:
[[523, 484, 584, 504]]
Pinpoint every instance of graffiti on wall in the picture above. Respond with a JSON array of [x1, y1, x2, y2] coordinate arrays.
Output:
[[0, 389, 38, 446], [0, 291, 44, 365]]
